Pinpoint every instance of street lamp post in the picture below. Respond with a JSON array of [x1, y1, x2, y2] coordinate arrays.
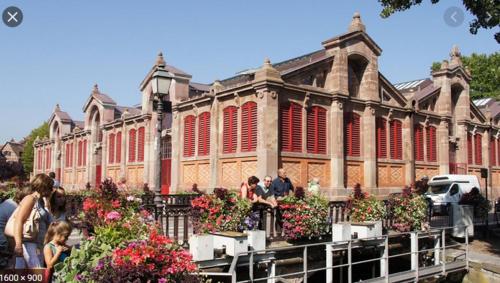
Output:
[[151, 62, 173, 207]]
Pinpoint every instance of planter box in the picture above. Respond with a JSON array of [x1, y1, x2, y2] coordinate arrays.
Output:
[[212, 232, 248, 257], [350, 221, 382, 239], [189, 234, 214, 261], [245, 230, 266, 251], [332, 222, 351, 242], [452, 204, 474, 238]]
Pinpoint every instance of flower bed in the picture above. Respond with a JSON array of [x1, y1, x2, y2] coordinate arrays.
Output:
[[55, 180, 203, 283], [346, 185, 386, 222], [191, 188, 252, 233], [387, 187, 429, 232], [279, 193, 330, 240]]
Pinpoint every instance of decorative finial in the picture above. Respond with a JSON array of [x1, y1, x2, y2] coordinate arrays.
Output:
[[54, 104, 61, 112], [449, 45, 462, 67], [156, 52, 166, 67], [92, 84, 100, 94], [254, 56, 283, 83], [263, 57, 273, 68], [440, 60, 449, 70], [349, 12, 366, 33]]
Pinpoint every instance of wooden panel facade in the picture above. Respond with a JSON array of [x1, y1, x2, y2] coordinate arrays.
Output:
[[377, 162, 405, 187], [280, 157, 330, 188]]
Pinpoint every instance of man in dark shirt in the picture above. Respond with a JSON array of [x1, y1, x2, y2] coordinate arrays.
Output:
[[271, 168, 294, 199]]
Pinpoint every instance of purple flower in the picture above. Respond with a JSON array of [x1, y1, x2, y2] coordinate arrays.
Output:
[[95, 261, 104, 271], [158, 278, 167, 283], [75, 274, 83, 281]]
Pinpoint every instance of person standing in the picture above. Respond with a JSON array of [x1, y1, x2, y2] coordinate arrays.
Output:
[[271, 168, 294, 200], [255, 176, 278, 208], [48, 187, 67, 222], [0, 188, 18, 268], [12, 174, 54, 268]]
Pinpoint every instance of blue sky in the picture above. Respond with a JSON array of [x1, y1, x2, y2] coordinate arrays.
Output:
[[0, 0, 498, 143]]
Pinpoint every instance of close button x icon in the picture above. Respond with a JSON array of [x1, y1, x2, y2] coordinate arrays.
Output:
[[2, 6, 23, 27]]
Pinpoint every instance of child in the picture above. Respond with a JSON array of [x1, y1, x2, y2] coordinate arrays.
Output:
[[43, 221, 72, 269]]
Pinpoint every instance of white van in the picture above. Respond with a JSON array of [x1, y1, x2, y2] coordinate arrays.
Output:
[[426, 175, 480, 208]]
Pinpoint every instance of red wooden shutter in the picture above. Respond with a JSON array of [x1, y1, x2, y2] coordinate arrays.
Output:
[[281, 103, 302, 152], [376, 117, 387, 158], [307, 106, 326, 154], [414, 125, 424, 161], [198, 112, 210, 156], [109, 134, 115, 164], [390, 120, 402, 160], [65, 144, 68, 168], [115, 133, 121, 163], [83, 139, 87, 166], [183, 115, 195, 157], [344, 112, 361, 157], [475, 134, 482, 165], [223, 107, 237, 153], [129, 129, 137, 162], [78, 141, 82, 166], [467, 133, 473, 164], [426, 126, 437, 162], [490, 137, 496, 166], [70, 143, 73, 167], [45, 148, 50, 169], [241, 102, 257, 152], [137, 127, 145, 162]]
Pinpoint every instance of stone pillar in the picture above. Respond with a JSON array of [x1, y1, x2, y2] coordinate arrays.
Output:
[[330, 100, 345, 191], [256, 88, 279, 182], [120, 123, 126, 181], [324, 48, 348, 95], [360, 56, 379, 101], [209, 100, 219, 190], [456, 123, 469, 166], [101, 133, 108, 181], [403, 113, 415, 185], [170, 108, 181, 193], [363, 105, 376, 190], [145, 118, 155, 189], [438, 120, 450, 174]]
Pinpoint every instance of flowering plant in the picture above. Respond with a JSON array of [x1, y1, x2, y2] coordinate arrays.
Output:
[[346, 184, 386, 222], [89, 228, 201, 283], [191, 188, 252, 233], [387, 186, 429, 232], [459, 187, 492, 219], [279, 193, 329, 240]]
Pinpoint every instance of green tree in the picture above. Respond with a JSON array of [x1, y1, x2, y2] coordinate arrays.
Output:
[[431, 52, 499, 99], [377, 0, 500, 43], [21, 122, 49, 176]]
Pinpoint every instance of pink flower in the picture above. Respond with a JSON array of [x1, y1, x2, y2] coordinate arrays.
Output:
[[106, 211, 121, 221]]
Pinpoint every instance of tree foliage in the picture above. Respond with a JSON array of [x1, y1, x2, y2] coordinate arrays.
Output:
[[21, 122, 49, 175], [431, 52, 499, 99], [377, 0, 500, 43]]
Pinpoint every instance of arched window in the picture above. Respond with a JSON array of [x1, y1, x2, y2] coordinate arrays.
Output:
[[426, 126, 437, 162], [137, 127, 145, 162], [115, 132, 122, 163], [344, 112, 361, 157], [183, 115, 196, 157], [108, 133, 115, 164], [467, 133, 473, 165], [390, 120, 402, 160], [128, 129, 137, 162], [281, 102, 302, 152], [241, 102, 257, 152], [307, 106, 327, 154], [223, 106, 238, 153], [376, 117, 387, 158], [198, 112, 211, 156], [414, 124, 424, 161], [475, 133, 482, 165]]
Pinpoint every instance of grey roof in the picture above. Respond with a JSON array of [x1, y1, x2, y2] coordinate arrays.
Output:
[[473, 98, 495, 108], [394, 79, 432, 91], [114, 105, 141, 116], [190, 82, 211, 92], [54, 110, 73, 123], [94, 92, 116, 105], [73, 121, 84, 129], [165, 64, 191, 77], [414, 84, 441, 102]]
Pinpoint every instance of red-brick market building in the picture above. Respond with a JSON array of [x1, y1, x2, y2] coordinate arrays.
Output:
[[34, 13, 500, 199]]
